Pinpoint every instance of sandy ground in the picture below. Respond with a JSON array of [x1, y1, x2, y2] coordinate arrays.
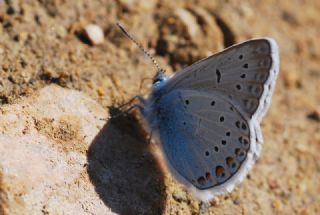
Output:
[[0, 0, 319, 214]]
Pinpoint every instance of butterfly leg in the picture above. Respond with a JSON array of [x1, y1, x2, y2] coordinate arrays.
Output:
[[146, 129, 153, 145], [100, 96, 146, 121], [122, 103, 144, 116], [118, 95, 146, 111], [107, 103, 145, 120], [139, 77, 153, 92]]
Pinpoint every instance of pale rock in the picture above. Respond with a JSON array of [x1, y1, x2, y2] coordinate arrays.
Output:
[[174, 8, 201, 43], [84, 24, 104, 45], [189, 7, 224, 51], [0, 85, 115, 215], [172, 189, 188, 202], [118, 0, 156, 11]]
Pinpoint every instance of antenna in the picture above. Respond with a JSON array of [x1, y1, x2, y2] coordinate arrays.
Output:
[[116, 22, 165, 74]]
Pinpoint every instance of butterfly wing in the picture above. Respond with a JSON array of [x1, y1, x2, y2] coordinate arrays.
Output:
[[154, 89, 261, 201], [160, 38, 279, 121], [145, 38, 279, 201]]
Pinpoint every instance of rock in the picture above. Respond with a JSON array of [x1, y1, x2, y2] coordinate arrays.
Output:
[[174, 8, 201, 43], [83, 24, 104, 45], [188, 7, 224, 51], [307, 108, 320, 122], [210, 196, 220, 206], [96, 86, 106, 96], [118, 0, 156, 11], [233, 198, 242, 205], [283, 70, 301, 89], [300, 208, 310, 215], [190, 200, 199, 212], [0, 85, 114, 214], [157, 7, 223, 69], [15, 31, 29, 44], [268, 179, 279, 189], [55, 25, 67, 39], [272, 199, 283, 212], [172, 189, 188, 202], [295, 142, 310, 153], [199, 201, 210, 213]]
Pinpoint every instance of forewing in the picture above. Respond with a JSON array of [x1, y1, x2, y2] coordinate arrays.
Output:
[[155, 89, 260, 199], [162, 38, 279, 121]]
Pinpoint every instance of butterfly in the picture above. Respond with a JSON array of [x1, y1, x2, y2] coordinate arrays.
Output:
[[117, 23, 279, 202]]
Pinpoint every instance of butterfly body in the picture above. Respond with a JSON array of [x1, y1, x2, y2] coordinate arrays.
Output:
[[138, 38, 279, 201]]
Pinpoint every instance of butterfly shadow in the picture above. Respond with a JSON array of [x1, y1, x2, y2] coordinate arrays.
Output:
[[87, 107, 166, 215]]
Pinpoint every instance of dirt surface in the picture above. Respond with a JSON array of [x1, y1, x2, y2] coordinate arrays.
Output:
[[0, 0, 319, 214]]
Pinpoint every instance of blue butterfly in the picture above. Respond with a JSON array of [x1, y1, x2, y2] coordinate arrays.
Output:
[[117, 23, 279, 201]]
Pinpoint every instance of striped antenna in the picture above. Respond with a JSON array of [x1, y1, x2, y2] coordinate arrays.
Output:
[[116, 22, 164, 74]]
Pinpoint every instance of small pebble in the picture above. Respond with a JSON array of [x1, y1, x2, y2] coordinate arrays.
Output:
[[172, 190, 188, 202], [272, 199, 283, 211], [199, 201, 210, 213], [233, 198, 242, 205], [2, 63, 9, 71], [17, 31, 29, 44], [300, 208, 309, 215], [307, 109, 320, 122], [55, 25, 67, 39], [87, 81, 94, 89], [190, 200, 199, 211], [96, 87, 105, 96], [287, 179, 295, 191], [283, 70, 301, 88], [295, 143, 309, 153], [210, 197, 220, 206], [83, 24, 104, 45], [174, 8, 200, 42], [268, 179, 279, 189]]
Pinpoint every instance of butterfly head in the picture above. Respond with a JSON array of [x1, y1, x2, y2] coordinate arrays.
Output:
[[152, 69, 167, 88]]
